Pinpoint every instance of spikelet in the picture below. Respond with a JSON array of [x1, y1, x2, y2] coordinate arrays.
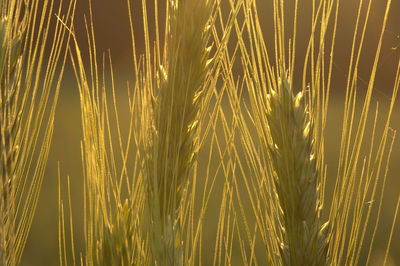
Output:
[[265, 73, 329, 265], [94, 200, 138, 265]]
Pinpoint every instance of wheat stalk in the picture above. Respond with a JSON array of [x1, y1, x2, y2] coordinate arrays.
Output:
[[65, 5, 147, 263], [0, 14, 25, 265], [265, 73, 329, 265], [220, 0, 400, 264], [143, 0, 215, 264], [0, 0, 75, 264], [60, 0, 241, 264], [57, 0, 399, 265]]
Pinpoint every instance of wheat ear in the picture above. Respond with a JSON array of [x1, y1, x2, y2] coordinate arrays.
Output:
[[265, 72, 329, 265], [0, 0, 75, 265], [0, 1, 75, 264], [144, 0, 214, 264], [0, 15, 24, 264]]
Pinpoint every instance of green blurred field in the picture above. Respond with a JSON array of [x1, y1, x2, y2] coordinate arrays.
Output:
[[18, 70, 400, 265]]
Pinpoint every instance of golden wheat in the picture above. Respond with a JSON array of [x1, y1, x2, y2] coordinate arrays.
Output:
[[143, 0, 215, 264], [0, 0, 75, 264], [265, 73, 329, 265], [57, 0, 400, 265], [221, 0, 399, 265]]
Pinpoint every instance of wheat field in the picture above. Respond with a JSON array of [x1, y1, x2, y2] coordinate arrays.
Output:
[[0, 0, 398, 265]]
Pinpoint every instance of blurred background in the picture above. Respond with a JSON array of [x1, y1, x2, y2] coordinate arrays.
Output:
[[20, 0, 399, 265]]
